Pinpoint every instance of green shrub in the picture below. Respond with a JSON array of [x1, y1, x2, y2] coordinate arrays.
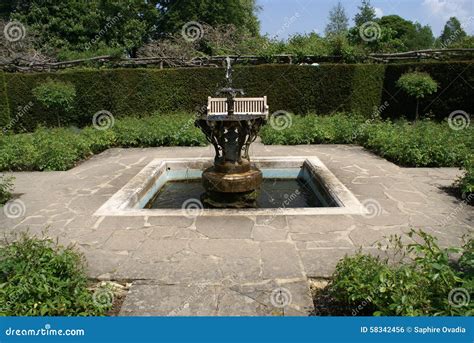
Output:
[[0, 233, 108, 316], [0, 174, 14, 205], [457, 156, 474, 202], [32, 79, 77, 127], [396, 72, 438, 120], [261, 113, 473, 168], [330, 230, 473, 316], [382, 62, 473, 121], [0, 113, 206, 171]]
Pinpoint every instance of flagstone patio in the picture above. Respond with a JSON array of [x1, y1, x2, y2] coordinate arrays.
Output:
[[1, 143, 471, 316]]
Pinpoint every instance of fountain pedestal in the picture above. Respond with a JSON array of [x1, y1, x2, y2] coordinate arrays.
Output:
[[196, 114, 266, 208], [195, 58, 267, 208]]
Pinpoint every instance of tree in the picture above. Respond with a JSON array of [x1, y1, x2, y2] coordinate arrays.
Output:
[[325, 1, 349, 37], [32, 79, 76, 127], [404, 23, 434, 50], [8, 0, 161, 57], [378, 15, 435, 51], [440, 17, 466, 47], [156, 0, 260, 37], [354, 0, 376, 27], [397, 72, 438, 121], [378, 15, 414, 40]]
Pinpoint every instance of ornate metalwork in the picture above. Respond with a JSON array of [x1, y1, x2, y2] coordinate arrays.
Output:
[[194, 57, 268, 208]]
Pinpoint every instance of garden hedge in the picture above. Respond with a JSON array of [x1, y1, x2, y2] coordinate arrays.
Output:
[[381, 61, 473, 120], [0, 71, 9, 128], [2, 61, 472, 131]]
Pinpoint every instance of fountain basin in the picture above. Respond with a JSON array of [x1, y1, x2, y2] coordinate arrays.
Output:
[[94, 157, 367, 216]]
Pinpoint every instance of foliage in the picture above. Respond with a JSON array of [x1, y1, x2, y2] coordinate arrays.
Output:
[[0, 174, 13, 204], [377, 15, 435, 52], [382, 62, 473, 121], [261, 113, 473, 168], [32, 79, 76, 127], [10, 0, 160, 57], [330, 230, 473, 316], [0, 233, 109, 316], [0, 113, 205, 171], [156, 0, 260, 37], [32, 79, 76, 111], [1, 62, 471, 131], [325, 1, 349, 37], [440, 17, 467, 47], [353, 0, 376, 27], [3, 64, 387, 131], [456, 156, 474, 201], [397, 72, 438, 99], [3, 0, 473, 60], [397, 72, 438, 120], [0, 71, 9, 129]]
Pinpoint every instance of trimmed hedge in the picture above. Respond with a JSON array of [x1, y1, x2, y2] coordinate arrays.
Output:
[[2, 62, 471, 131], [0, 71, 9, 128], [3, 65, 384, 131], [382, 61, 474, 120]]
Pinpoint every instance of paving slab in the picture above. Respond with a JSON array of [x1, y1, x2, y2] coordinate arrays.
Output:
[[0, 144, 471, 316]]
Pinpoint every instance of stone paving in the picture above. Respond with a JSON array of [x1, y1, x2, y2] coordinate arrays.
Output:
[[0, 144, 472, 316]]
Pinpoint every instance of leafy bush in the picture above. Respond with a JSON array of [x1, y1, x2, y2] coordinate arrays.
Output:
[[396, 72, 438, 120], [330, 230, 473, 316], [0, 174, 14, 205], [0, 233, 108, 316], [32, 79, 77, 126], [261, 113, 473, 168], [0, 113, 205, 171], [456, 156, 474, 202]]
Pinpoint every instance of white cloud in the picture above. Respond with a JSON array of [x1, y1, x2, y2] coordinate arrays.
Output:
[[423, 0, 473, 32], [374, 7, 384, 18], [423, 0, 471, 21]]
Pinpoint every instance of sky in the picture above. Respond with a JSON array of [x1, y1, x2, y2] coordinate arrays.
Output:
[[257, 0, 474, 39]]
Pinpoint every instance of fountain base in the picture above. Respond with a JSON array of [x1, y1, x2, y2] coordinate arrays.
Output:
[[201, 165, 262, 208], [201, 190, 259, 208]]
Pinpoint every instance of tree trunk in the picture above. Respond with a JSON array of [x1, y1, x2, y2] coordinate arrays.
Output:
[[415, 99, 419, 121]]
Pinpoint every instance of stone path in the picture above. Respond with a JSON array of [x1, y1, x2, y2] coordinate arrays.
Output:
[[0, 144, 472, 316]]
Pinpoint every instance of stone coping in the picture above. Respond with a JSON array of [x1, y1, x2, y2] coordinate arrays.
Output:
[[94, 156, 367, 217]]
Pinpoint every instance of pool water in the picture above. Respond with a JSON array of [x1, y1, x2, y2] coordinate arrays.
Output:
[[145, 178, 337, 209]]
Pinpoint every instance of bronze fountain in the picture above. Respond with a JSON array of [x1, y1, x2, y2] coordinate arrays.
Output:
[[195, 57, 268, 208]]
